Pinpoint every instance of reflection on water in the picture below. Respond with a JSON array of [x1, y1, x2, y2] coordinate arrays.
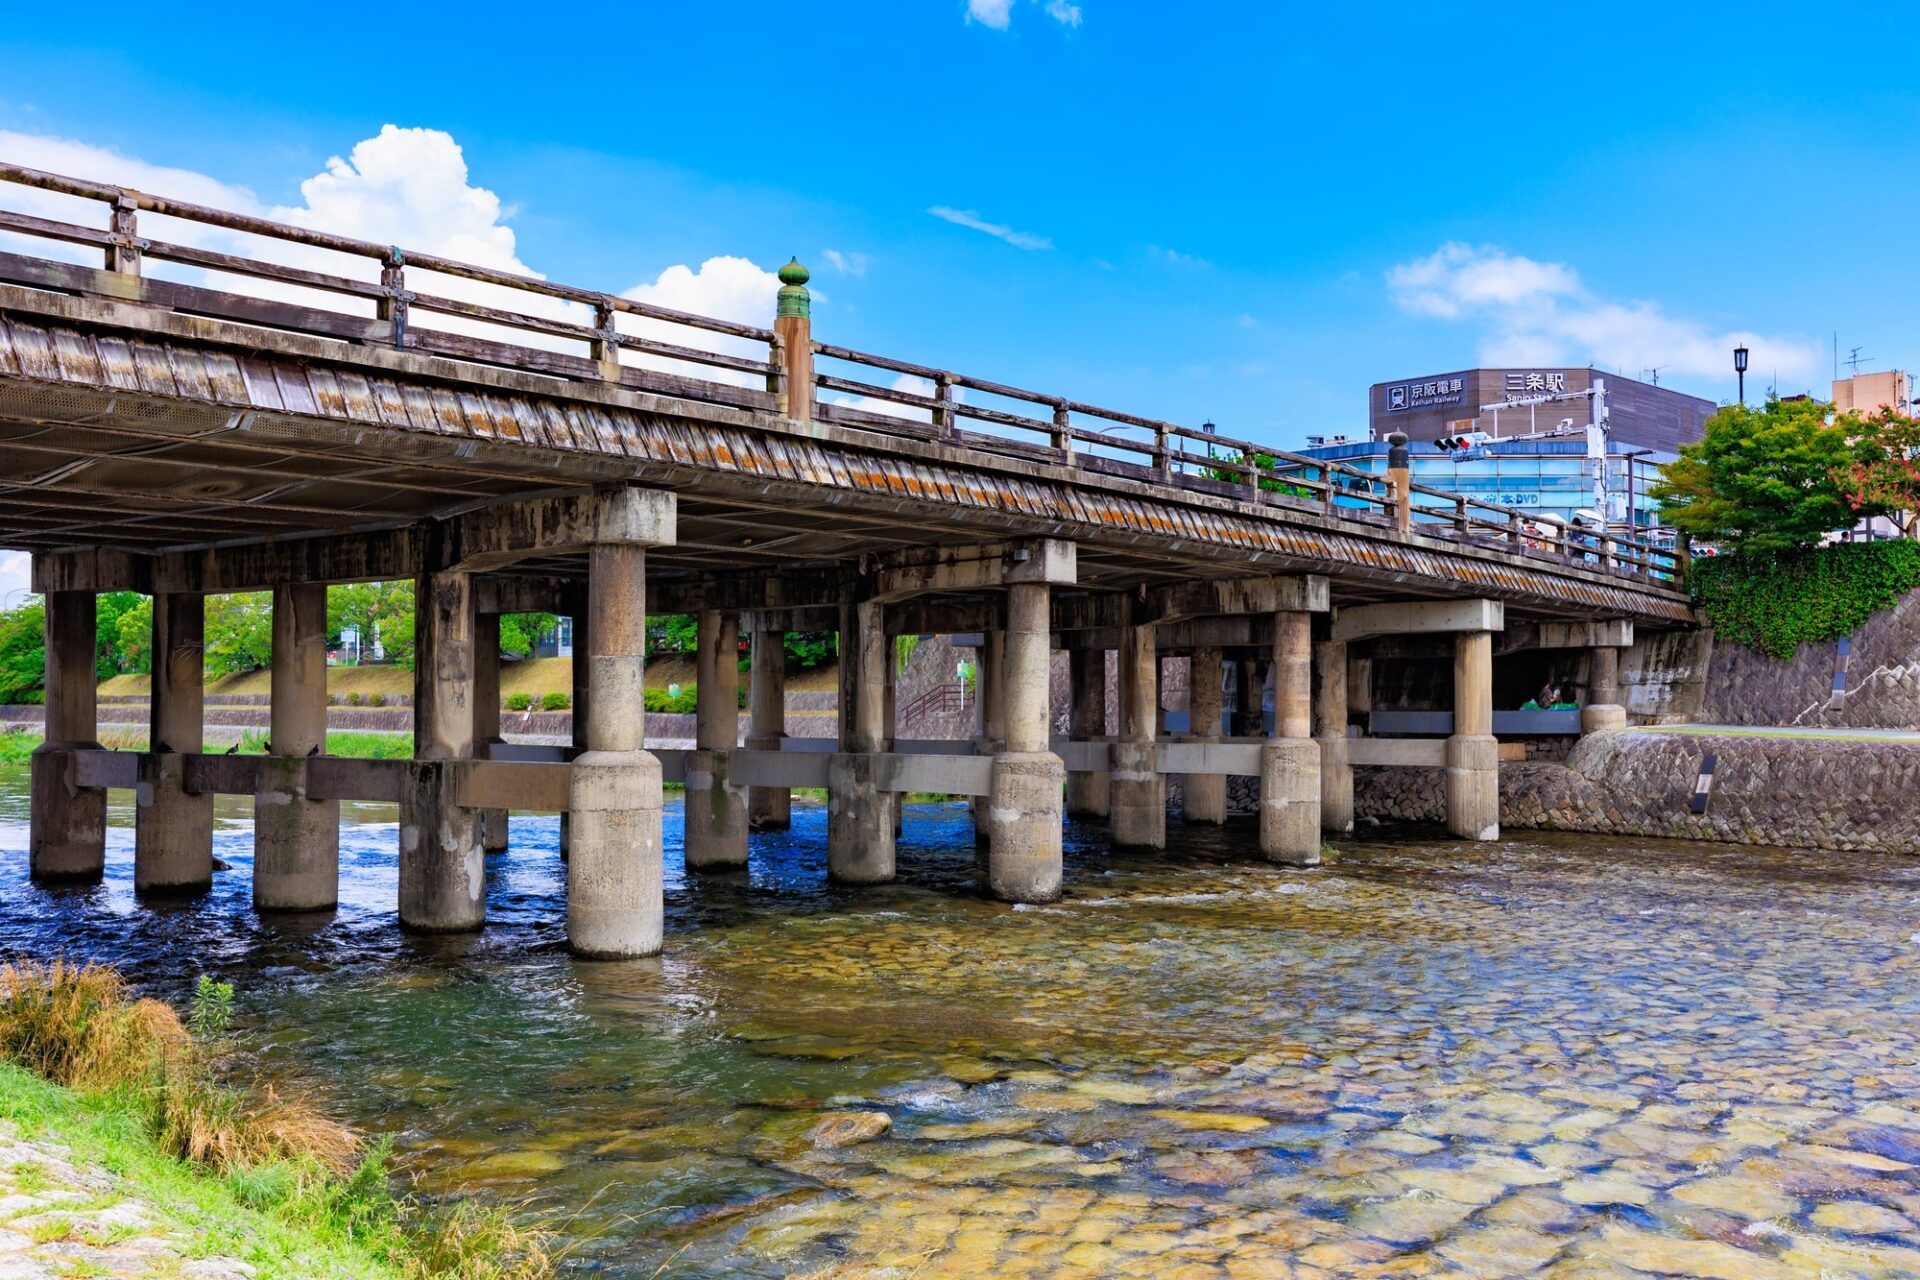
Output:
[[5, 763, 1920, 1277]]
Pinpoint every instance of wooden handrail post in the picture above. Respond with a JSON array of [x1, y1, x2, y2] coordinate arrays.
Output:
[[1675, 529, 1692, 587], [766, 331, 788, 407], [1320, 469, 1336, 516], [1387, 432, 1412, 534], [377, 247, 408, 349], [105, 195, 141, 276], [1455, 496, 1469, 535], [933, 373, 955, 438], [590, 298, 621, 382], [1052, 401, 1073, 465], [1155, 425, 1172, 480], [1507, 510, 1523, 550], [774, 258, 813, 423]]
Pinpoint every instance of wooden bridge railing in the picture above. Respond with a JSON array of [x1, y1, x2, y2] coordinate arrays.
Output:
[[0, 161, 1682, 584]]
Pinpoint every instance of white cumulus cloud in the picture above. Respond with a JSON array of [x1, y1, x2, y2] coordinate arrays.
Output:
[[928, 205, 1053, 251], [966, 0, 1080, 28], [1386, 241, 1817, 383]]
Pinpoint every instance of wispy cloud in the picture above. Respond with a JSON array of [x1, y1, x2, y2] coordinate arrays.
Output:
[[1044, 0, 1083, 26], [1387, 241, 1818, 383], [928, 205, 1053, 251], [1150, 245, 1209, 269], [822, 248, 869, 277], [966, 0, 1080, 29]]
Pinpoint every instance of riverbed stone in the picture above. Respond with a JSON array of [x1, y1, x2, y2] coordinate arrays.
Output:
[[809, 1111, 892, 1147]]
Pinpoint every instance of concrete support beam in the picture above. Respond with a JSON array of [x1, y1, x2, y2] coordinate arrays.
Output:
[[685, 607, 748, 869], [1182, 647, 1227, 824], [1581, 644, 1628, 733], [989, 580, 1065, 903], [1111, 620, 1165, 850], [746, 625, 790, 831], [829, 599, 894, 883], [1446, 630, 1500, 841], [1260, 611, 1320, 866], [1313, 639, 1353, 835], [1332, 599, 1504, 644], [31, 590, 105, 883], [1065, 647, 1110, 818], [971, 629, 1005, 841], [135, 592, 212, 895], [1144, 574, 1329, 625], [254, 582, 339, 911], [1535, 620, 1634, 650], [401, 569, 484, 933], [874, 539, 1075, 602], [472, 612, 509, 853], [568, 536, 669, 959]]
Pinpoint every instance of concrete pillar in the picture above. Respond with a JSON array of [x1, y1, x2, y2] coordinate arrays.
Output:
[[254, 583, 339, 911], [1182, 646, 1227, 824], [1581, 645, 1628, 733], [829, 598, 893, 883], [1110, 621, 1165, 850], [472, 612, 509, 852], [1446, 630, 1500, 841], [1260, 611, 1320, 866], [685, 608, 748, 870], [400, 570, 483, 933], [746, 624, 790, 830], [568, 542, 666, 959], [30, 590, 105, 883], [135, 592, 212, 895], [989, 582, 1064, 902], [1065, 647, 1110, 818], [1313, 639, 1353, 835], [970, 628, 1005, 841]]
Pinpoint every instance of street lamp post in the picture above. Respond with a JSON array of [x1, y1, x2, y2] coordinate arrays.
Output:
[[1734, 345, 1749, 406]]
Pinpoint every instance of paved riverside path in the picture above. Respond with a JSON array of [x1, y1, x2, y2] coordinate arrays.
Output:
[[1635, 723, 1920, 744]]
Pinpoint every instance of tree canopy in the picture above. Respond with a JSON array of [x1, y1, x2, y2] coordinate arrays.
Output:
[[1834, 407, 1920, 538], [1651, 398, 1888, 555]]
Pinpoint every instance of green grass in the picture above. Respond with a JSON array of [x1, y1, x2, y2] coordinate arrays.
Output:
[[0, 731, 415, 762], [0, 1063, 402, 1279]]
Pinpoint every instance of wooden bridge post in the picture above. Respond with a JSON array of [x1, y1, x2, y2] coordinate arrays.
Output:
[[775, 259, 814, 422], [473, 612, 509, 853], [1314, 639, 1353, 835], [568, 497, 675, 959], [969, 628, 1005, 842], [29, 589, 105, 883], [988, 542, 1075, 903], [829, 599, 894, 883], [1445, 630, 1500, 841], [685, 607, 749, 870], [1065, 647, 1110, 818], [1182, 647, 1227, 824], [254, 583, 340, 912], [1110, 615, 1165, 850], [1388, 432, 1413, 535], [400, 569, 484, 933], [1260, 610, 1321, 866], [135, 592, 212, 895], [747, 623, 791, 831]]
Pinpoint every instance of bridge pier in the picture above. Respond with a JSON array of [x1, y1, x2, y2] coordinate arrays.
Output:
[[829, 599, 894, 883], [746, 623, 790, 831], [254, 583, 339, 912], [1182, 646, 1227, 824], [1111, 619, 1165, 850], [400, 569, 484, 933], [686, 607, 749, 870], [568, 534, 669, 960], [970, 628, 1004, 842], [1314, 639, 1353, 835], [1065, 647, 1110, 818], [988, 578, 1066, 903], [135, 592, 212, 895], [1260, 610, 1321, 866], [1581, 643, 1628, 733], [30, 590, 105, 883], [473, 612, 510, 853], [1446, 629, 1500, 841]]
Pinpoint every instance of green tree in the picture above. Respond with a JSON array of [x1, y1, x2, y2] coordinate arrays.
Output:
[[784, 630, 836, 670], [114, 595, 154, 676], [1201, 449, 1314, 500], [204, 593, 273, 675], [92, 591, 146, 678], [1834, 407, 1920, 538], [498, 611, 558, 658], [0, 598, 46, 703], [1653, 398, 1887, 554], [647, 613, 697, 657], [328, 581, 416, 669]]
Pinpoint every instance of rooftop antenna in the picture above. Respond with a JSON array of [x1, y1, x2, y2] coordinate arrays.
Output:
[[1846, 347, 1872, 377], [1641, 366, 1666, 386]]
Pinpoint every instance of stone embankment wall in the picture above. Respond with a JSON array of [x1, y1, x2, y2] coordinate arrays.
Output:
[[1693, 589, 1920, 730], [1353, 731, 1920, 854]]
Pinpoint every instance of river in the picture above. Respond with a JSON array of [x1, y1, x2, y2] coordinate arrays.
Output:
[[5, 768, 1920, 1278]]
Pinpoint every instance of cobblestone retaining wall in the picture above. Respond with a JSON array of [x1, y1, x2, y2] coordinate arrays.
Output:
[[1695, 589, 1920, 730], [1352, 731, 1920, 854]]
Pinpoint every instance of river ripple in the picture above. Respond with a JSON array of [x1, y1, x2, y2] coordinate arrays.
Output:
[[4, 766, 1920, 1277]]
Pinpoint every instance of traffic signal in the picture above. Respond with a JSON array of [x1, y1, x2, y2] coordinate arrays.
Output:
[[1436, 434, 1475, 451]]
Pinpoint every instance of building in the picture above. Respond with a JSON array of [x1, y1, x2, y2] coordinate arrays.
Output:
[[1282, 437, 1673, 536], [1368, 367, 1715, 453], [1833, 370, 1911, 419]]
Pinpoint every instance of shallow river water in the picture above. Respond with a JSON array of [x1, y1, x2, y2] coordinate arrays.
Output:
[[6, 768, 1920, 1279]]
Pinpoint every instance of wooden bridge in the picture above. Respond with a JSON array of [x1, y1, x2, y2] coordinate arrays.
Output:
[[0, 162, 1691, 957]]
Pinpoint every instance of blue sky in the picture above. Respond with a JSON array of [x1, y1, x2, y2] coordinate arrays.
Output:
[[0, 0, 1914, 454]]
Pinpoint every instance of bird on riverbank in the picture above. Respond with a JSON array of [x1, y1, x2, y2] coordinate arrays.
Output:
[[225, 743, 239, 755]]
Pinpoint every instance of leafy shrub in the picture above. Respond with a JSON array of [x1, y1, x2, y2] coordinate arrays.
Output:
[[540, 692, 570, 711], [504, 692, 533, 711], [1692, 539, 1920, 659], [366, 693, 386, 709], [642, 686, 698, 714]]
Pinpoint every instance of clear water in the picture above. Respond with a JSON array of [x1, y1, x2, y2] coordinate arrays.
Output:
[[5, 766, 1920, 1278]]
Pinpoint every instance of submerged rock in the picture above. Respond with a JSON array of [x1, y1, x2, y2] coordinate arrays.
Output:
[[808, 1111, 892, 1148]]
